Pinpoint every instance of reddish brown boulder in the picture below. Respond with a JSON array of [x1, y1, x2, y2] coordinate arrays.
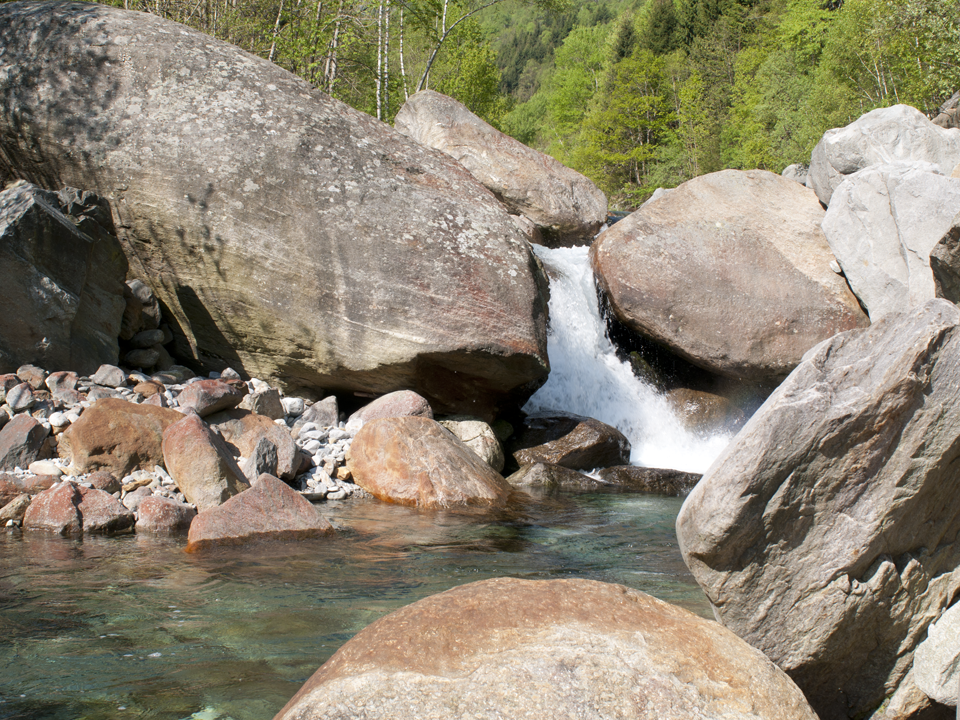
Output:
[[186, 474, 333, 551], [86, 470, 121, 494], [345, 390, 433, 433], [135, 495, 196, 535], [176, 379, 246, 417], [77, 485, 135, 534], [16, 364, 46, 389], [59, 398, 182, 477], [206, 409, 299, 480], [274, 577, 819, 720], [349, 416, 513, 509], [19, 474, 57, 494], [22, 481, 82, 535], [45, 371, 78, 394], [509, 412, 630, 471], [0, 473, 24, 505], [162, 413, 249, 511], [0, 414, 50, 471]]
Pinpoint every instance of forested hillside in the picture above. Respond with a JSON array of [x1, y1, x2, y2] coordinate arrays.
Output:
[[42, 0, 960, 208]]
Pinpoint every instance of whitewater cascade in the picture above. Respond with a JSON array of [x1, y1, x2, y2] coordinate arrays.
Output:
[[522, 244, 732, 474]]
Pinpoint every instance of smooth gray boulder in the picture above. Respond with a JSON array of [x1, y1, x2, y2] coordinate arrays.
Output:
[[0, 181, 126, 374], [822, 162, 960, 320], [591, 169, 869, 384], [395, 90, 607, 247], [807, 104, 960, 206], [914, 602, 960, 707], [677, 299, 960, 719], [0, 2, 548, 418], [274, 577, 819, 720]]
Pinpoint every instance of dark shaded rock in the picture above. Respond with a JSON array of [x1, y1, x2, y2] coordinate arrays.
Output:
[[176, 379, 246, 417], [186, 473, 333, 551], [60, 398, 182, 477], [505, 462, 600, 490], [239, 436, 278, 483], [0, 182, 127, 375], [931, 211, 960, 306], [274, 577, 819, 720], [206, 408, 299, 481], [162, 413, 249, 511], [676, 299, 960, 719], [0, 414, 49, 471], [123, 348, 160, 369], [135, 495, 196, 535], [509, 411, 630, 471], [591, 169, 869, 384], [395, 90, 607, 247], [597, 466, 701, 496], [0, 1, 549, 418], [349, 416, 513, 508], [0, 473, 25, 505]]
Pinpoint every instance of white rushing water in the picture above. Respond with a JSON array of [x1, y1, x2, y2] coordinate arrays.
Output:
[[522, 244, 732, 474]]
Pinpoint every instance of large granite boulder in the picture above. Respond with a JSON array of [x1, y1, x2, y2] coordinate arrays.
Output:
[[161, 412, 250, 511], [274, 577, 819, 720], [821, 162, 960, 320], [348, 416, 513, 508], [807, 104, 960, 206], [591, 169, 869, 384], [59, 398, 182, 477], [676, 299, 960, 719], [186, 473, 333, 551], [394, 90, 607, 247], [0, 1, 548, 418], [0, 181, 127, 375], [509, 411, 630, 471]]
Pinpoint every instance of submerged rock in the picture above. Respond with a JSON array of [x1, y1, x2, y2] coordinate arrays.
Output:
[[395, 90, 607, 247], [596, 466, 701, 496], [677, 299, 960, 719], [274, 577, 819, 720], [0, 1, 549, 418], [505, 462, 601, 490], [349, 416, 512, 509], [592, 169, 869, 384]]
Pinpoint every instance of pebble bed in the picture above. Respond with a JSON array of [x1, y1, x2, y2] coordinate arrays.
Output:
[[1, 362, 366, 527]]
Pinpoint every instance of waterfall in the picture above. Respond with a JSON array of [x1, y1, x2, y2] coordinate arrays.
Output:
[[522, 244, 732, 474]]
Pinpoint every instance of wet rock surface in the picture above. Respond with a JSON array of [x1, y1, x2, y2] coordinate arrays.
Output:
[[509, 411, 630, 471]]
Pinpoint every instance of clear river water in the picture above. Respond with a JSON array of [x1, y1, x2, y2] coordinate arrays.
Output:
[[1, 242, 731, 720]]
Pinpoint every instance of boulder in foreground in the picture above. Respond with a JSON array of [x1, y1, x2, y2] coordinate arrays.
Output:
[[274, 577, 819, 720], [0, 1, 548, 418], [395, 90, 607, 247], [677, 299, 960, 719], [187, 473, 334, 551], [348, 416, 513, 508], [592, 169, 869, 384]]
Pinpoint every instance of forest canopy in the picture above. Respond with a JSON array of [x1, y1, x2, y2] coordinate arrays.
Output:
[[16, 0, 960, 208]]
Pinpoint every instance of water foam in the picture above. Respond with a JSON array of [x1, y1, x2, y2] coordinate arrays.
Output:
[[522, 244, 732, 474]]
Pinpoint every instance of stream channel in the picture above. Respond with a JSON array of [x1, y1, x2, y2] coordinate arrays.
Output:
[[0, 244, 733, 720]]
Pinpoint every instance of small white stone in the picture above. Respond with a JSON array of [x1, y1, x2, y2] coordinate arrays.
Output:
[[301, 439, 321, 454], [282, 397, 305, 416]]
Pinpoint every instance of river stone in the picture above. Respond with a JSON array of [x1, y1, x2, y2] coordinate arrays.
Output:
[[59, 398, 181, 477], [86, 470, 120, 494], [0, 2, 549, 417], [505, 462, 601, 490], [130, 329, 165, 349], [591, 169, 869, 383], [0, 493, 30, 524], [345, 390, 434, 433], [300, 396, 339, 428], [237, 387, 285, 420], [807, 104, 960, 206], [91, 364, 127, 388], [0, 182, 127, 375], [22, 481, 82, 535], [0, 474, 25, 506], [676, 299, 960, 719], [5, 383, 34, 413], [274, 577, 819, 720], [123, 347, 160, 369], [176, 379, 246, 417], [822, 162, 960, 320], [665, 388, 746, 436], [77, 484, 135, 534], [162, 413, 249, 511], [437, 416, 504, 472], [395, 90, 607, 247], [914, 602, 960, 706], [187, 473, 334, 551], [597, 466, 701, 496], [45, 371, 78, 394], [349, 416, 513, 509], [206, 408, 299, 481], [16, 365, 46, 390], [0, 414, 49, 471], [135, 495, 196, 535], [509, 411, 630, 471]]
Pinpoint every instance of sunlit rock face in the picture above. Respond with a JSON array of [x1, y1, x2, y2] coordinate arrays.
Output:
[[0, 1, 549, 418]]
